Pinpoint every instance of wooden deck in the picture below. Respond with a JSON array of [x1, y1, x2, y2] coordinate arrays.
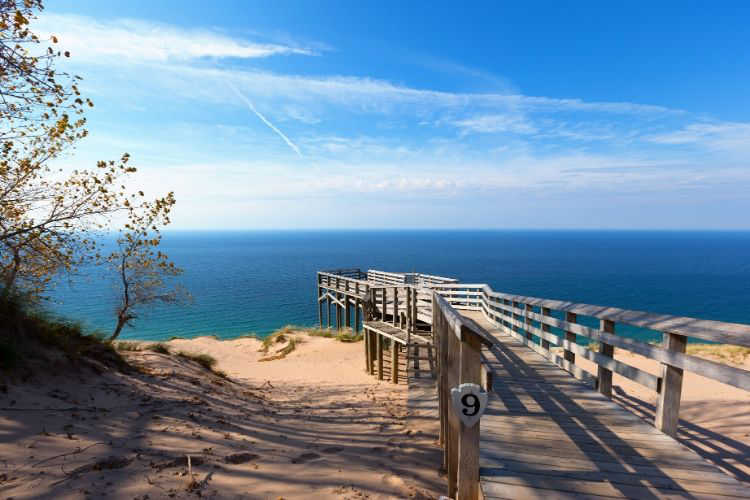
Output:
[[463, 311, 750, 499], [317, 268, 750, 499]]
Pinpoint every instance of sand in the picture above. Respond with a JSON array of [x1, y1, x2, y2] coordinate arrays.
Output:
[[0, 334, 444, 499], [2, 332, 747, 499]]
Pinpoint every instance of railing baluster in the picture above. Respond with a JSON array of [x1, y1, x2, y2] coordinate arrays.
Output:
[[393, 287, 399, 327], [524, 303, 533, 342], [597, 320, 615, 398], [655, 332, 687, 437], [564, 311, 577, 365], [541, 306, 552, 350]]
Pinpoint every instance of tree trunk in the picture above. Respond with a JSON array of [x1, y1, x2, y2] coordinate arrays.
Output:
[[110, 316, 128, 341], [2, 247, 21, 295]]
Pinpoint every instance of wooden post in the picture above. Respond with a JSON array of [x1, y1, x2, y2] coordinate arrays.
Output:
[[541, 306, 552, 350], [355, 284, 361, 333], [336, 292, 342, 330], [597, 319, 615, 398], [377, 333, 384, 380], [411, 287, 417, 332], [381, 288, 387, 322], [524, 303, 533, 342], [393, 288, 399, 327], [327, 293, 332, 329], [391, 340, 399, 384], [354, 298, 361, 333], [456, 330, 482, 500], [318, 287, 324, 328], [406, 287, 412, 332], [655, 332, 687, 437], [564, 311, 577, 364], [345, 297, 351, 329], [369, 331, 377, 375], [365, 327, 371, 373]]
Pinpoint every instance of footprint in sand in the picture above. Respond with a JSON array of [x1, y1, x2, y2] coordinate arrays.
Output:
[[291, 452, 321, 464], [321, 446, 343, 454]]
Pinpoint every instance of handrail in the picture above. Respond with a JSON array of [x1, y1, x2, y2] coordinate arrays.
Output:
[[431, 282, 750, 438], [433, 292, 493, 500]]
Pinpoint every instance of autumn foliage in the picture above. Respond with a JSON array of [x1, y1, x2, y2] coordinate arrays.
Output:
[[0, 1, 186, 338]]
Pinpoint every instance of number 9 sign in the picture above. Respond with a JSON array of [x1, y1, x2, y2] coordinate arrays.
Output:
[[450, 383, 488, 428]]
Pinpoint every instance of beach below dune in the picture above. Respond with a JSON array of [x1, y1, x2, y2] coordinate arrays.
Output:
[[0, 332, 444, 499]]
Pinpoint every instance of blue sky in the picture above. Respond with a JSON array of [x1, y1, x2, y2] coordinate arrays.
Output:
[[37, 1, 750, 229]]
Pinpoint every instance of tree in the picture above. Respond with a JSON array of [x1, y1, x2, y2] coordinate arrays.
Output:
[[0, 150, 138, 292], [108, 191, 189, 341], [1, 0, 91, 144], [0, 1, 138, 295]]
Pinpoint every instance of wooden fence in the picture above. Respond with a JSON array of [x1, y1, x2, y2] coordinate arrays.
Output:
[[430, 283, 750, 437], [433, 293, 493, 499]]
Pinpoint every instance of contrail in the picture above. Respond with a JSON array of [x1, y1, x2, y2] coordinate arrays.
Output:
[[227, 82, 302, 158]]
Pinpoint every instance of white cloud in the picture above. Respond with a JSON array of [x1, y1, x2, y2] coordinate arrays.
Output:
[[34, 13, 317, 63], [647, 122, 750, 153], [450, 114, 538, 134]]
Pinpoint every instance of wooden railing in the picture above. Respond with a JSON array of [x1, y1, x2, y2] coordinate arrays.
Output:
[[433, 293, 493, 500], [431, 283, 750, 437], [367, 269, 458, 287]]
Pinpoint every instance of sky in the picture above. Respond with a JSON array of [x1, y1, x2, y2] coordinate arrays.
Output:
[[35, 1, 750, 229]]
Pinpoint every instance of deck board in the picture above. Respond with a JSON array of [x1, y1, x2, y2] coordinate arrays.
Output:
[[459, 311, 750, 499]]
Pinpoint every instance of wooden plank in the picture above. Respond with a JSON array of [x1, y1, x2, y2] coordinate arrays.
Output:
[[564, 311, 576, 365], [481, 481, 616, 500], [482, 286, 750, 347], [479, 447, 741, 486], [480, 459, 750, 498], [558, 339, 662, 393], [393, 287, 399, 327], [486, 306, 750, 391], [480, 439, 719, 472], [655, 332, 687, 437], [354, 298, 361, 333], [597, 319, 614, 398], [391, 339, 399, 384], [377, 333, 384, 381], [480, 470, 741, 500]]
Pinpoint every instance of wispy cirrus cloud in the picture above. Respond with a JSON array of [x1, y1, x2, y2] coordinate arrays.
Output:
[[35, 13, 319, 63], [450, 114, 538, 135], [646, 122, 750, 153]]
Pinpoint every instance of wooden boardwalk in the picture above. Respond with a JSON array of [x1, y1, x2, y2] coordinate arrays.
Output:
[[464, 311, 749, 499], [316, 268, 750, 499]]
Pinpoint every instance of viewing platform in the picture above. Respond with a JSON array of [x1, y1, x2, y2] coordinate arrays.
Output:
[[317, 268, 750, 499]]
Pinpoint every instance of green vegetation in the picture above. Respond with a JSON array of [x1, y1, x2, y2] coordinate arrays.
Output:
[[0, 1, 185, 341], [146, 343, 170, 354], [256, 325, 363, 362], [0, 294, 127, 374], [177, 351, 218, 370]]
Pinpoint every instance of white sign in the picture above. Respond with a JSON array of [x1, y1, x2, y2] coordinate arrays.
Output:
[[450, 383, 488, 428]]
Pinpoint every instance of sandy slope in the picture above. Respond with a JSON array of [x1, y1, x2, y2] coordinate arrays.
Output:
[[0, 334, 444, 499]]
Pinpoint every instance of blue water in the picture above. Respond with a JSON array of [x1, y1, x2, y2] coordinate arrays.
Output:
[[47, 230, 750, 341]]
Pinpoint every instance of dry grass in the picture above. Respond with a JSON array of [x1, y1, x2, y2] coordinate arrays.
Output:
[[259, 336, 300, 362], [256, 325, 363, 362], [685, 344, 750, 365], [115, 341, 142, 352]]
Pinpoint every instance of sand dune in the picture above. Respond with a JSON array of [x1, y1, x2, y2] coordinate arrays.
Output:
[[0, 334, 443, 499]]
